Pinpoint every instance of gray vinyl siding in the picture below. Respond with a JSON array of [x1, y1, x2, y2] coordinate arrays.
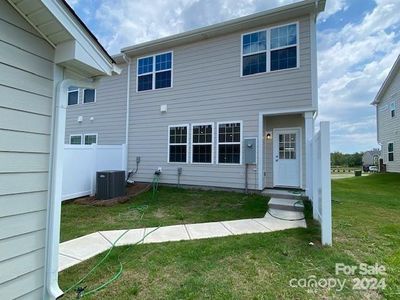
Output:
[[65, 66, 127, 145], [128, 16, 313, 190], [0, 0, 54, 298], [377, 70, 400, 172]]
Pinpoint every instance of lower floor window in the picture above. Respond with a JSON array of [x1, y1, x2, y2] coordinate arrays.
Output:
[[169, 125, 188, 163], [388, 142, 394, 162], [192, 124, 213, 163], [70, 135, 82, 145], [84, 134, 97, 145], [218, 122, 241, 164]]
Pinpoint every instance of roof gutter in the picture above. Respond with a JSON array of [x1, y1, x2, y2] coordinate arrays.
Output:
[[44, 70, 101, 299]]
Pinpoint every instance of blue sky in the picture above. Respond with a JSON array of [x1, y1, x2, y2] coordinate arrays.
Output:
[[67, 0, 400, 153]]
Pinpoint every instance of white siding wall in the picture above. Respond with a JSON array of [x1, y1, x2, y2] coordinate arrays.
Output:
[[377, 70, 400, 172], [128, 16, 313, 189], [64, 65, 127, 145], [0, 1, 54, 298]]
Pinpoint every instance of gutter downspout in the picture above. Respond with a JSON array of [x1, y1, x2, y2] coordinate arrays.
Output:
[[45, 73, 100, 299], [122, 54, 131, 173]]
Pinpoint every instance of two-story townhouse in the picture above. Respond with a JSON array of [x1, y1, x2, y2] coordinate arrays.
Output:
[[372, 54, 400, 173], [65, 0, 326, 196]]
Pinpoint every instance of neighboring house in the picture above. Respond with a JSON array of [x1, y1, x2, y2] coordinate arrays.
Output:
[[0, 0, 118, 299], [362, 149, 381, 167], [372, 54, 400, 173], [65, 0, 326, 195], [65, 55, 128, 145]]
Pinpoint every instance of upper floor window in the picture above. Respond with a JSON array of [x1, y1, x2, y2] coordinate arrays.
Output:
[[68, 87, 78, 105], [137, 52, 172, 91], [83, 89, 96, 103], [390, 101, 396, 118], [270, 23, 297, 71], [388, 142, 394, 162], [241, 23, 298, 76]]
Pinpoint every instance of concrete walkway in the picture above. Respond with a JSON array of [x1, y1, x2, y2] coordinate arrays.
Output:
[[59, 209, 306, 272]]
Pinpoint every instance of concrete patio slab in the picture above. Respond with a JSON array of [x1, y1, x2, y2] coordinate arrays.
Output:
[[221, 219, 271, 235], [143, 225, 190, 243], [186, 221, 232, 239], [59, 232, 111, 261], [100, 228, 145, 246], [59, 254, 81, 272]]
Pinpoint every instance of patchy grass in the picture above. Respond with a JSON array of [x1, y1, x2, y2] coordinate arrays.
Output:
[[61, 187, 268, 242], [59, 174, 400, 299]]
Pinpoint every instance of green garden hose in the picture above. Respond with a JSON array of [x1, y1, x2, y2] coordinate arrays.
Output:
[[65, 173, 162, 298]]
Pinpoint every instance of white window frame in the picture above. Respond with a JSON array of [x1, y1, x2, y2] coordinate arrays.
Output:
[[167, 124, 189, 164], [217, 121, 243, 165], [84, 133, 98, 145], [83, 88, 96, 104], [69, 134, 82, 145], [390, 101, 396, 118], [67, 88, 79, 106], [388, 142, 394, 162], [191, 122, 214, 164], [136, 51, 173, 92], [240, 21, 299, 77]]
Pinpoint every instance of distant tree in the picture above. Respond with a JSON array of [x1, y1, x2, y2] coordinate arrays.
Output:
[[331, 151, 363, 167]]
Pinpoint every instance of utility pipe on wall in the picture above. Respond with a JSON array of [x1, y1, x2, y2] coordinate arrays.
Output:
[[45, 68, 100, 299], [122, 54, 131, 173]]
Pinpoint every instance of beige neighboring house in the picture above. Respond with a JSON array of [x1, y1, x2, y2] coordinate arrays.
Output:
[[372, 54, 400, 173], [0, 0, 118, 299]]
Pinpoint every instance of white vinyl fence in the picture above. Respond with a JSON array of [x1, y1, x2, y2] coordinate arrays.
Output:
[[62, 144, 127, 201], [312, 121, 332, 246]]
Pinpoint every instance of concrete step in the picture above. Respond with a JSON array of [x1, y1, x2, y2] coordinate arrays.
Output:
[[268, 197, 304, 212], [262, 188, 305, 200]]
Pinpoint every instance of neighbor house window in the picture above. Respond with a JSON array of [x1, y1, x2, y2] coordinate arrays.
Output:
[[138, 52, 172, 91], [168, 125, 188, 163], [241, 23, 298, 76], [270, 23, 298, 71], [68, 87, 78, 105], [390, 101, 396, 117], [192, 124, 213, 163], [70, 134, 82, 145], [84, 134, 97, 145], [218, 122, 241, 164], [388, 142, 394, 162], [83, 89, 96, 103]]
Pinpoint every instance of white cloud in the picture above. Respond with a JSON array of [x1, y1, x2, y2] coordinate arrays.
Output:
[[317, 0, 400, 152], [88, 0, 300, 54], [318, 0, 348, 22]]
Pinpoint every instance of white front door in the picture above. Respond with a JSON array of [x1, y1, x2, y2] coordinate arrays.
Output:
[[273, 128, 301, 187]]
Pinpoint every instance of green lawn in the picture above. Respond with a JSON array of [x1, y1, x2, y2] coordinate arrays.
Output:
[[61, 187, 268, 242], [59, 174, 400, 299]]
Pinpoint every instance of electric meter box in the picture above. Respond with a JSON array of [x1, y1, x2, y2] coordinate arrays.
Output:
[[244, 138, 257, 164]]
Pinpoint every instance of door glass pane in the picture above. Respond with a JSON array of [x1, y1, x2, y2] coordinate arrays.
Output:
[[278, 133, 296, 160]]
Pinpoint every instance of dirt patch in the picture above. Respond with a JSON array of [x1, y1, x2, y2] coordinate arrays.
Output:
[[73, 183, 151, 207]]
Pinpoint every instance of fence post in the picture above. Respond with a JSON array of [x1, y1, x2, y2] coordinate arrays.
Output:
[[312, 132, 319, 220], [91, 144, 97, 196], [320, 121, 332, 246]]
